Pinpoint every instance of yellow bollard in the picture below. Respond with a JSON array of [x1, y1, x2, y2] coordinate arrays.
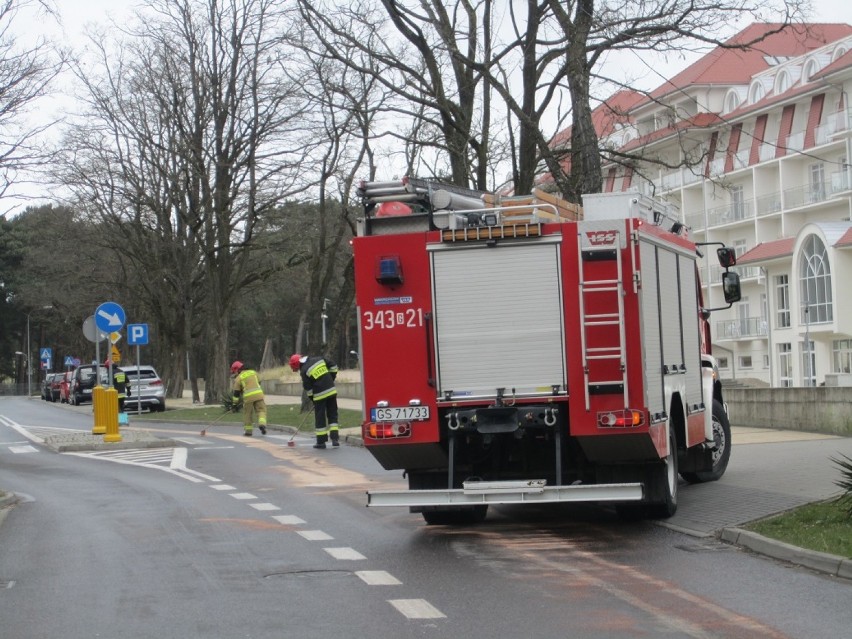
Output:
[[103, 387, 122, 443], [92, 385, 107, 435]]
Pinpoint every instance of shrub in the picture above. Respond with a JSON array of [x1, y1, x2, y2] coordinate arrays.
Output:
[[832, 453, 852, 518]]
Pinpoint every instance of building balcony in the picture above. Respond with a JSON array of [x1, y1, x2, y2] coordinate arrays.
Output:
[[705, 199, 754, 226], [707, 264, 762, 284], [715, 316, 768, 340], [784, 180, 836, 209], [689, 175, 849, 231]]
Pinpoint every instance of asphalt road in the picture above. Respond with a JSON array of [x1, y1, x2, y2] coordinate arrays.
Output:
[[2, 397, 852, 639]]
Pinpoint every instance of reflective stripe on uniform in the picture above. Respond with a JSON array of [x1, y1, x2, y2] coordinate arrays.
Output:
[[312, 387, 337, 401], [237, 370, 264, 399]]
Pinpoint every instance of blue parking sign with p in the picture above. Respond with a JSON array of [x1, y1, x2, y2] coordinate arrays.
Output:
[[128, 323, 149, 346]]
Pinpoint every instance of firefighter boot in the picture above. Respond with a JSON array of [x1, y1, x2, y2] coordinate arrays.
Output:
[[330, 429, 340, 447], [259, 423, 267, 435], [313, 434, 328, 450]]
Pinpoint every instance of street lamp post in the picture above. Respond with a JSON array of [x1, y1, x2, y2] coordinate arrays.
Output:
[[14, 351, 25, 390], [321, 298, 330, 345], [25, 305, 54, 397]]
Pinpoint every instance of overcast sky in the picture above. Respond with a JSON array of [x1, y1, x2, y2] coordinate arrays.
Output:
[[7, 0, 852, 216]]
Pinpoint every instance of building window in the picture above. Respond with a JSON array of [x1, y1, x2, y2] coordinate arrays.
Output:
[[749, 80, 766, 104], [802, 59, 819, 82], [809, 163, 826, 202], [739, 355, 753, 369], [775, 70, 791, 94], [799, 234, 833, 324], [801, 339, 816, 387], [730, 185, 745, 219], [833, 339, 852, 373], [778, 343, 792, 387], [717, 356, 729, 369], [775, 274, 790, 328], [724, 90, 740, 115]]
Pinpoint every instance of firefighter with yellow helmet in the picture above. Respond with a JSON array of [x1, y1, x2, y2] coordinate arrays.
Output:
[[230, 361, 267, 436]]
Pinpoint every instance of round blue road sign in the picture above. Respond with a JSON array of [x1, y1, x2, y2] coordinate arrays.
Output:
[[95, 301, 126, 333]]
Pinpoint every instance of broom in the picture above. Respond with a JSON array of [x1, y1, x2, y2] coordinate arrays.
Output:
[[200, 407, 238, 436], [286, 404, 314, 447]]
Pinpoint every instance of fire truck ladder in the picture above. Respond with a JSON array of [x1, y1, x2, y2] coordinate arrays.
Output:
[[578, 233, 629, 410]]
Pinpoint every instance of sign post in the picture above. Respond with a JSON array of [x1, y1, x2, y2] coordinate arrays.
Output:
[[94, 302, 126, 432], [127, 323, 149, 416]]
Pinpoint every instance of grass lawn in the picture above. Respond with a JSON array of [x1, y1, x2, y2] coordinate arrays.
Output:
[[132, 404, 364, 431], [745, 499, 852, 559]]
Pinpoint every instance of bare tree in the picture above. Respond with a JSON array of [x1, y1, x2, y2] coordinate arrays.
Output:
[[287, 21, 390, 362], [56, 0, 317, 402], [298, 0, 510, 190], [0, 0, 64, 213]]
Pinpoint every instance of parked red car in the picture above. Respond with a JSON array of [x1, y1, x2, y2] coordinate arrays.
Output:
[[58, 370, 74, 404]]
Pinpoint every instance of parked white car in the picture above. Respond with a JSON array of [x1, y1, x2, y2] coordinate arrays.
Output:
[[121, 364, 166, 412]]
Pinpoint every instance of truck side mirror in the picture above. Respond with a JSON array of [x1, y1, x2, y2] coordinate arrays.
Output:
[[717, 247, 737, 268], [722, 271, 741, 304]]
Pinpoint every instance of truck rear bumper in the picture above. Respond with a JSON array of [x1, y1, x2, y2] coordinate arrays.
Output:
[[367, 480, 643, 508]]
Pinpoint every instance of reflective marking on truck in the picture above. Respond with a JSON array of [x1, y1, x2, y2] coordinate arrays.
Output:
[[362, 308, 424, 330]]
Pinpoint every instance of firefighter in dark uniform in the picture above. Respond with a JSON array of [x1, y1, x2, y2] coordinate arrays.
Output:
[[289, 354, 339, 449], [106, 360, 129, 413]]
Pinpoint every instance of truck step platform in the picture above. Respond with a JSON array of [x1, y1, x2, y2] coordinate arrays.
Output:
[[367, 480, 643, 508]]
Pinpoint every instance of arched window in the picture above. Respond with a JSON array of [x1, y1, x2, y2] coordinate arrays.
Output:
[[802, 59, 819, 83], [833, 46, 848, 63], [749, 80, 766, 104], [775, 70, 791, 94], [724, 90, 740, 114], [799, 234, 833, 323]]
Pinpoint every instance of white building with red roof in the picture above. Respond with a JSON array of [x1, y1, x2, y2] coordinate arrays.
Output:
[[578, 22, 852, 387]]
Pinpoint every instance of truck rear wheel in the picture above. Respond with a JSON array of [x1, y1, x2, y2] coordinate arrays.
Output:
[[681, 399, 731, 484], [647, 425, 678, 518]]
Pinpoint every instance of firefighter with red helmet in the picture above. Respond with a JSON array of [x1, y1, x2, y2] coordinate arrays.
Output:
[[230, 360, 267, 436], [289, 353, 339, 449]]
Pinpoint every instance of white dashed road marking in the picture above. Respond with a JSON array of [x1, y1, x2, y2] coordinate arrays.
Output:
[[271, 515, 306, 525], [230, 492, 257, 500], [324, 547, 366, 561], [249, 502, 280, 511], [356, 571, 402, 586], [297, 530, 333, 541], [388, 599, 446, 619], [9, 445, 38, 454], [210, 484, 236, 491]]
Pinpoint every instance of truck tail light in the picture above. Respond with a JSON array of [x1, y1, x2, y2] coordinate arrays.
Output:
[[363, 421, 412, 439], [598, 409, 644, 428]]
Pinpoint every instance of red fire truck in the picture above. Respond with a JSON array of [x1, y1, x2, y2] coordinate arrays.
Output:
[[353, 178, 741, 524]]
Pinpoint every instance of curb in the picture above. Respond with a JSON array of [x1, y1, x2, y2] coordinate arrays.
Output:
[[0, 490, 18, 510], [720, 527, 852, 580]]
